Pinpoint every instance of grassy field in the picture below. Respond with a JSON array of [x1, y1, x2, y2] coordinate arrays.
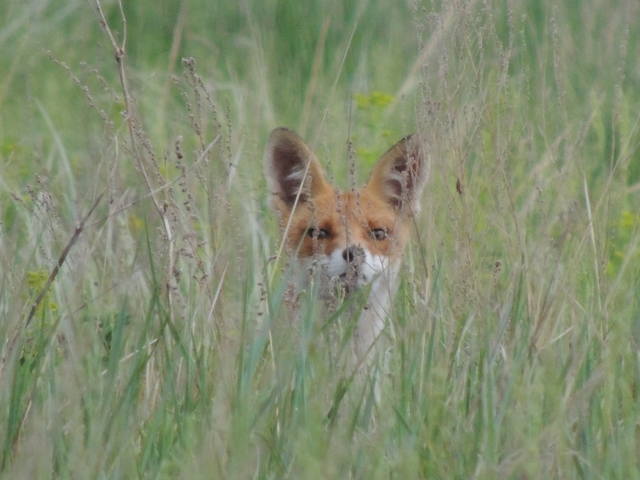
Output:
[[1, 0, 640, 477]]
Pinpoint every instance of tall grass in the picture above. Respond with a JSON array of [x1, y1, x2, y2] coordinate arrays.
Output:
[[1, 0, 639, 477]]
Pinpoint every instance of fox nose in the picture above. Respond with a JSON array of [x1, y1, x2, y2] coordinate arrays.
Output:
[[342, 245, 364, 264]]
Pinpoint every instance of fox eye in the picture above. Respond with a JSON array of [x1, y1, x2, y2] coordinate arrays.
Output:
[[370, 228, 389, 241], [307, 227, 330, 240]]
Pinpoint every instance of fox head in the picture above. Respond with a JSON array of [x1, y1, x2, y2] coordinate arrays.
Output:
[[265, 127, 426, 294]]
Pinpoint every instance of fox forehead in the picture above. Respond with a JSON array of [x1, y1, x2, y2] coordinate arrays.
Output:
[[284, 186, 410, 258]]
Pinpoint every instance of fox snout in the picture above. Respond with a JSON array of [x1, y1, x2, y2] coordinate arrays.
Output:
[[343, 245, 365, 265], [333, 243, 385, 290], [339, 245, 370, 290]]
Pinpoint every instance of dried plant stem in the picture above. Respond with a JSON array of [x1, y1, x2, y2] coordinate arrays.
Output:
[[25, 193, 104, 327], [0, 194, 104, 380], [89, 135, 220, 229], [94, 0, 176, 317], [583, 176, 603, 317]]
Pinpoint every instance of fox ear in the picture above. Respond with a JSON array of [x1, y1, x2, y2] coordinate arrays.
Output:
[[265, 127, 329, 211], [366, 134, 426, 213]]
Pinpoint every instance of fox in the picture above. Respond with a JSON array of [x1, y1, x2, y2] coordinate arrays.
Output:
[[265, 127, 426, 364]]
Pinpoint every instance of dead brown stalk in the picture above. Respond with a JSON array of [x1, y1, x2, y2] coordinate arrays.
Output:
[[94, 0, 176, 317]]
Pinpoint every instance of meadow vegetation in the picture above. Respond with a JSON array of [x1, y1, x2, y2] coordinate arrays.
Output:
[[1, 0, 639, 477]]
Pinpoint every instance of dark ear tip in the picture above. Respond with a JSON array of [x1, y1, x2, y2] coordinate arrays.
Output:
[[269, 127, 300, 144], [404, 134, 424, 157], [402, 133, 421, 147], [270, 126, 292, 136]]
